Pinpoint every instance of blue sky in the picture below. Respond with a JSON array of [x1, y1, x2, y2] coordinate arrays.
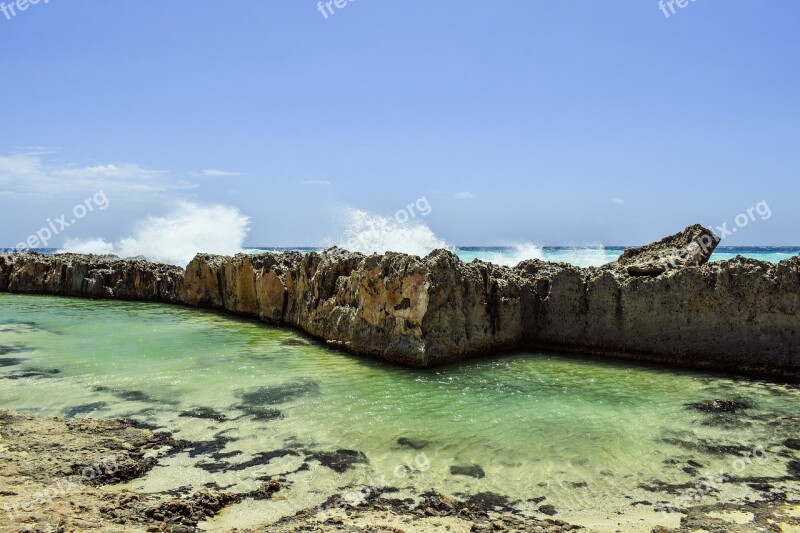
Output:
[[1, 0, 798, 247]]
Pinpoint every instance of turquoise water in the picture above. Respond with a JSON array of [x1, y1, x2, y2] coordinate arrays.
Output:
[[6, 246, 797, 269], [246, 246, 799, 268], [1, 293, 799, 530]]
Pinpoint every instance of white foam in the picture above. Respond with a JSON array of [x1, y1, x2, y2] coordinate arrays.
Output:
[[327, 207, 451, 257], [61, 238, 115, 256], [547, 245, 616, 267], [476, 243, 544, 267], [60, 202, 250, 267]]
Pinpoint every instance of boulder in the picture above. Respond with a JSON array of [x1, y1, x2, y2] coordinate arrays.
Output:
[[616, 224, 720, 276]]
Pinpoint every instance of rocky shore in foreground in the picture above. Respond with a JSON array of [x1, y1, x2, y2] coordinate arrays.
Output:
[[0, 408, 585, 532], [1, 409, 799, 532], [0, 408, 241, 532], [0, 224, 798, 380]]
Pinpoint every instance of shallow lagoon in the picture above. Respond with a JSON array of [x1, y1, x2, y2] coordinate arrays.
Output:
[[1, 294, 799, 530]]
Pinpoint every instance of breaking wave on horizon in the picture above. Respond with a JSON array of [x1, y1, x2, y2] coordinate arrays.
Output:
[[60, 202, 250, 267], [458, 244, 544, 267], [324, 207, 452, 257]]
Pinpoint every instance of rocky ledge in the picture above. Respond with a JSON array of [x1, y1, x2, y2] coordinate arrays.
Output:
[[0, 408, 244, 532], [0, 409, 585, 532], [0, 224, 798, 380]]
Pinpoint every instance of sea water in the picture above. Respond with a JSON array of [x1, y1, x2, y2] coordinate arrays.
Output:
[[1, 293, 799, 531], [246, 246, 800, 268]]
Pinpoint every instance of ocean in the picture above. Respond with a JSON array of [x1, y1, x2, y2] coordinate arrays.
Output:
[[245, 246, 799, 268]]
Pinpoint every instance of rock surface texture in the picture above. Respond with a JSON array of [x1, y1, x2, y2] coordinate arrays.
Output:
[[1, 225, 798, 379]]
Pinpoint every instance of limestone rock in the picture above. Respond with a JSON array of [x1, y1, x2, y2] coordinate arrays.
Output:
[[616, 224, 720, 276], [0, 252, 183, 302], [0, 225, 798, 379]]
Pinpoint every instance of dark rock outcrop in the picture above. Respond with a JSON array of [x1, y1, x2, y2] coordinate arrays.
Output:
[[1, 225, 798, 379], [0, 252, 183, 302], [616, 224, 720, 276]]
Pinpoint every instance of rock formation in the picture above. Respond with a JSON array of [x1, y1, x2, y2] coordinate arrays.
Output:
[[616, 224, 720, 275], [0, 225, 798, 380]]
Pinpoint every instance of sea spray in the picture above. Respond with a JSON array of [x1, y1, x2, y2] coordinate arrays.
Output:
[[476, 243, 544, 267], [554, 245, 612, 268], [61, 202, 250, 267], [326, 207, 452, 257], [452, 245, 620, 267]]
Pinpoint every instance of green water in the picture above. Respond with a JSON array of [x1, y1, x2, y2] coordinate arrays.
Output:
[[1, 294, 798, 530]]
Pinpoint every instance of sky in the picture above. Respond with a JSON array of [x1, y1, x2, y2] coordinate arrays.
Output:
[[0, 0, 798, 249]]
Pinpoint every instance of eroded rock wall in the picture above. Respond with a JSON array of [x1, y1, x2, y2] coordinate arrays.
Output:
[[0, 253, 184, 303], [0, 225, 798, 379], [524, 256, 800, 378]]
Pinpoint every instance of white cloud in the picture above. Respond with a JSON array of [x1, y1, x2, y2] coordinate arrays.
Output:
[[0, 153, 195, 197], [301, 180, 331, 186], [454, 191, 477, 200], [612, 198, 625, 204], [201, 169, 243, 177], [53, 163, 167, 180], [16, 146, 62, 156]]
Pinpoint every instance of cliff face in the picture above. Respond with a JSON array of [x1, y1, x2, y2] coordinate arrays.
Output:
[[1, 225, 798, 379], [0, 253, 184, 302], [521, 255, 800, 377]]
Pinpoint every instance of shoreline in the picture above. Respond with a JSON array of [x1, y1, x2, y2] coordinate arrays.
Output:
[[0, 408, 583, 532], [1, 409, 798, 532]]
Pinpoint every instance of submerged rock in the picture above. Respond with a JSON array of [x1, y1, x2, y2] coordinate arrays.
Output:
[[63, 402, 109, 418], [0, 344, 24, 356], [236, 380, 320, 405], [462, 492, 514, 512], [451, 464, 486, 479], [686, 399, 754, 414], [179, 407, 228, 422], [538, 504, 558, 516], [237, 406, 283, 421], [186, 433, 237, 459], [91, 385, 171, 405], [788, 460, 800, 478], [397, 437, 431, 450], [307, 449, 368, 473], [2, 224, 798, 379], [1, 368, 60, 380], [280, 338, 310, 347]]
